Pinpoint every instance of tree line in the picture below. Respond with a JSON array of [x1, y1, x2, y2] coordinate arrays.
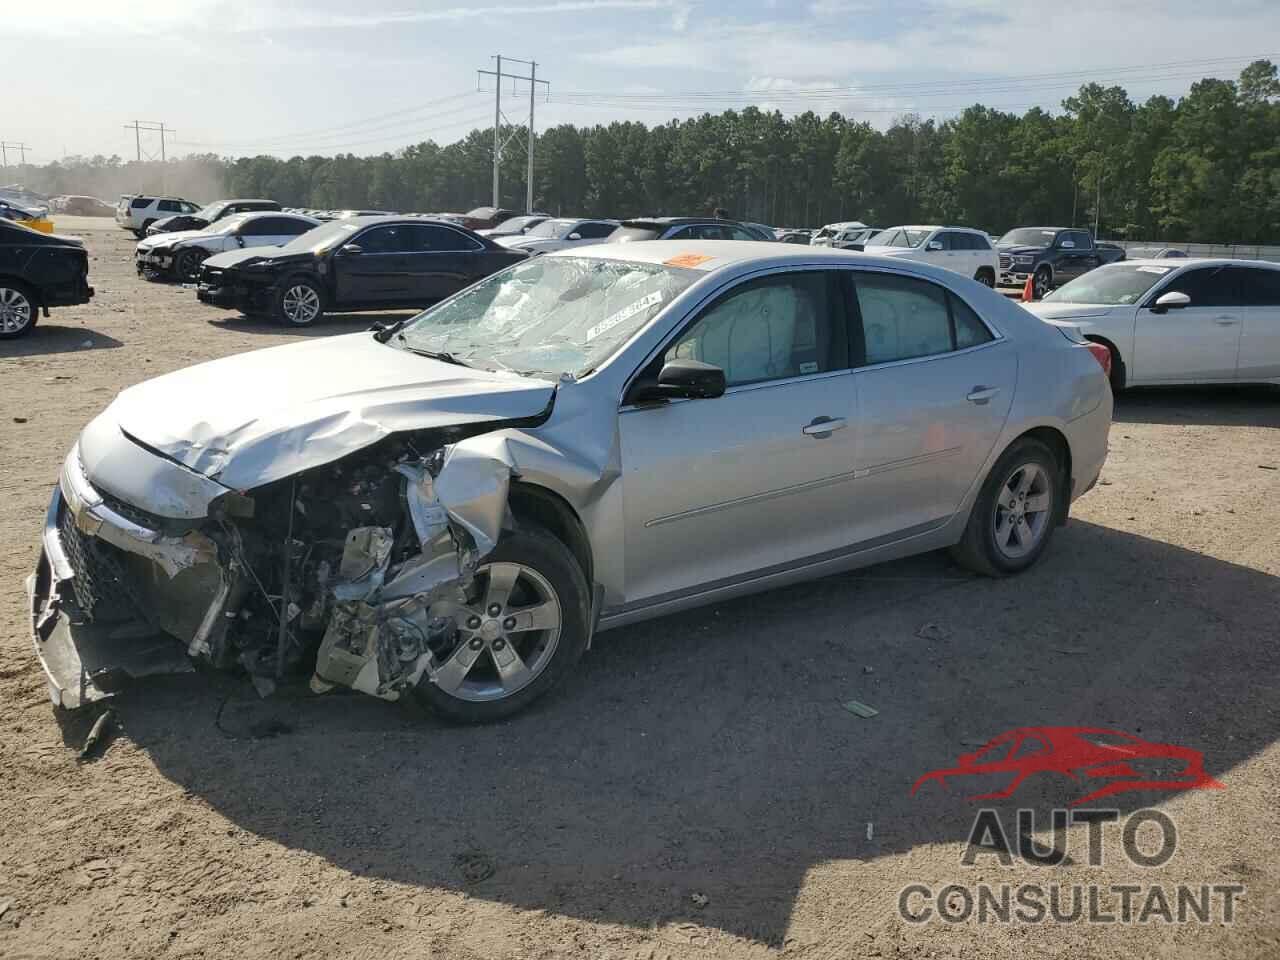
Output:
[[17, 60, 1280, 243]]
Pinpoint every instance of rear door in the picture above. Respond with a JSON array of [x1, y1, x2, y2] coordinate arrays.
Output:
[[1133, 265, 1243, 381], [847, 270, 1016, 539], [410, 223, 489, 302], [1233, 266, 1280, 381]]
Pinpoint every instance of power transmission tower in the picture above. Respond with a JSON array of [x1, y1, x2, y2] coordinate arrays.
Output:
[[476, 56, 549, 213], [124, 121, 173, 162], [0, 141, 30, 166]]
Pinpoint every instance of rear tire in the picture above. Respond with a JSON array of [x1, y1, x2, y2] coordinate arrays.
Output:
[[950, 437, 1062, 577], [0, 281, 37, 339], [411, 525, 590, 724]]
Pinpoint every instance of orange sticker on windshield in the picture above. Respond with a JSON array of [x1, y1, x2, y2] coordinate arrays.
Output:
[[664, 253, 715, 268]]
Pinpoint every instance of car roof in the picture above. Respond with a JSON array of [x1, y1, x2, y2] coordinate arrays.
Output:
[[622, 217, 741, 226], [1106, 257, 1280, 270], [341, 214, 471, 229], [555, 238, 969, 275]]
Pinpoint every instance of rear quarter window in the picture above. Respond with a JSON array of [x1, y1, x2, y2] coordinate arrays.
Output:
[[131, 198, 153, 209]]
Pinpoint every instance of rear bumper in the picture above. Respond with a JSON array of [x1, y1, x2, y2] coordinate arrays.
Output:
[[28, 451, 230, 709], [42, 279, 94, 307], [1064, 390, 1112, 504]]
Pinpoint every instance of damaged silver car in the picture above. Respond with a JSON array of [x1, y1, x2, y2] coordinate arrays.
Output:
[[29, 241, 1112, 722]]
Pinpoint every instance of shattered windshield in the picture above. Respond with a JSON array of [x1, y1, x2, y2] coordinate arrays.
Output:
[[527, 218, 575, 239], [277, 220, 360, 254], [395, 256, 699, 377]]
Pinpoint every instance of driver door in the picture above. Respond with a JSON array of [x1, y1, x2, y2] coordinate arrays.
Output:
[[1133, 266, 1243, 381], [331, 224, 415, 306], [618, 269, 858, 605]]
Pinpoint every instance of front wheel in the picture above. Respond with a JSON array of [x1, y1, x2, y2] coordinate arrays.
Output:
[[0, 282, 37, 339], [174, 248, 207, 282], [1033, 266, 1052, 300], [950, 438, 1061, 577], [274, 277, 325, 326], [411, 525, 590, 723], [975, 268, 995, 287]]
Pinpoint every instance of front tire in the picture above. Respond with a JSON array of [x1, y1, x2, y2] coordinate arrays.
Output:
[[975, 268, 995, 287], [1033, 266, 1052, 300], [950, 438, 1061, 577], [274, 277, 325, 326], [411, 525, 590, 723], [0, 282, 37, 339], [174, 248, 207, 283]]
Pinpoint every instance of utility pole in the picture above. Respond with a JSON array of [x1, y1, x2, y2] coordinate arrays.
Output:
[[476, 56, 549, 213], [1094, 171, 1104, 238], [1, 142, 30, 166], [124, 121, 174, 163]]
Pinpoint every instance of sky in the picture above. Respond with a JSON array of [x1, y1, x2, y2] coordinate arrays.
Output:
[[6, 0, 1280, 162]]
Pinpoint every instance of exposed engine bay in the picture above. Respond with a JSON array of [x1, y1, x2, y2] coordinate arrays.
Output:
[[31, 423, 535, 708]]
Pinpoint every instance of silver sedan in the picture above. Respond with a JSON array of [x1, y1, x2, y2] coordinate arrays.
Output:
[[29, 242, 1112, 722]]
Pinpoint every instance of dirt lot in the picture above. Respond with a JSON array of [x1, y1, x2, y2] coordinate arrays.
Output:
[[2, 217, 1279, 959]]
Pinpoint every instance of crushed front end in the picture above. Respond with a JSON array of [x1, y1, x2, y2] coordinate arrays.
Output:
[[29, 429, 521, 710]]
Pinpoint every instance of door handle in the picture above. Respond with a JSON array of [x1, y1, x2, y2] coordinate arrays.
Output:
[[1213, 316, 1238, 326], [966, 386, 1001, 405], [802, 416, 847, 438]]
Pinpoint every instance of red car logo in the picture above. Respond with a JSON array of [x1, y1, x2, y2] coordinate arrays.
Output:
[[911, 726, 1223, 806]]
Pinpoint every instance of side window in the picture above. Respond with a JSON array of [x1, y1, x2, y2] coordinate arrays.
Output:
[[1234, 267, 1280, 307], [931, 232, 953, 251], [356, 225, 414, 254], [131, 197, 152, 209], [665, 272, 844, 387], [238, 218, 274, 237], [578, 221, 615, 239], [416, 224, 480, 252], [726, 226, 757, 241], [1011, 735, 1045, 761], [157, 199, 180, 213], [689, 224, 726, 240], [890, 231, 913, 249], [1161, 267, 1237, 308], [665, 226, 696, 240], [951, 294, 995, 349], [853, 273, 953, 364], [276, 218, 315, 237]]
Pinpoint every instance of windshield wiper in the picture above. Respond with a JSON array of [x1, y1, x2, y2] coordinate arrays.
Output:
[[396, 337, 472, 367]]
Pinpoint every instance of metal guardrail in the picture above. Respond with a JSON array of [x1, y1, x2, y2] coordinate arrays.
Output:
[[1107, 240, 1280, 263]]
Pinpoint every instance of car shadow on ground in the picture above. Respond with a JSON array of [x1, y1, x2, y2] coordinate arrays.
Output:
[[204, 311, 418, 336], [1, 325, 124, 357], [116, 520, 1280, 944], [1114, 385, 1280, 428]]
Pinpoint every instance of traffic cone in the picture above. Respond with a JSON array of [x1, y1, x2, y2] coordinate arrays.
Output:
[[1021, 274, 1035, 302]]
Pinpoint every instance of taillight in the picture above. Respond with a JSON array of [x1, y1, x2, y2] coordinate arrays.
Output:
[[1084, 342, 1112, 378]]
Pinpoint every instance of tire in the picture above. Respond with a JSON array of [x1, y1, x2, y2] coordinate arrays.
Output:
[[1033, 266, 1052, 300], [137, 219, 156, 238], [174, 248, 207, 283], [949, 437, 1062, 577], [411, 524, 590, 723], [0, 281, 38, 339], [974, 268, 995, 287], [273, 276, 325, 326]]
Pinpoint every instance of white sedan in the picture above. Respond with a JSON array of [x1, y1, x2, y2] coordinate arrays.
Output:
[[496, 218, 619, 255], [864, 225, 1000, 287], [135, 212, 320, 282], [1025, 259, 1280, 389]]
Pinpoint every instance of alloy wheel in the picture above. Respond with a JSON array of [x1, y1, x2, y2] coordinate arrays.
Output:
[[429, 562, 563, 702], [0, 286, 33, 335], [282, 284, 320, 324], [991, 462, 1053, 560]]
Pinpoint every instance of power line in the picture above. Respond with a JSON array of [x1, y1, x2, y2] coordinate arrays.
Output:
[[478, 55, 549, 213], [0, 141, 30, 166], [174, 111, 496, 157], [124, 121, 172, 162]]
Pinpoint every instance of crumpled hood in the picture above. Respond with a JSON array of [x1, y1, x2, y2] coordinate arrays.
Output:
[[1023, 303, 1120, 321], [100, 332, 556, 490], [138, 229, 209, 250]]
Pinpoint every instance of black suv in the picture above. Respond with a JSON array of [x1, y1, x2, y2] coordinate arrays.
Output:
[[0, 218, 94, 339], [146, 198, 281, 237], [195, 216, 527, 326], [608, 217, 770, 242]]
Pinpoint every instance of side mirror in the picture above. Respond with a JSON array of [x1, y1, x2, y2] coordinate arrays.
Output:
[[337, 243, 363, 256], [630, 359, 726, 403], [1151, 290, 1191, 313], [568, 232, 582, 241], [235, 235, 245, 247], [927, 240, 943, 251], [1060, 240, 1076, 249]]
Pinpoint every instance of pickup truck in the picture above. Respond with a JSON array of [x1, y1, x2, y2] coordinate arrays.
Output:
[[996, 227, 1126, 297]]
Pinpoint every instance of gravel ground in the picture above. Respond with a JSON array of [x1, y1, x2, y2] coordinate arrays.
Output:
[[1, 217, 1279, 959]]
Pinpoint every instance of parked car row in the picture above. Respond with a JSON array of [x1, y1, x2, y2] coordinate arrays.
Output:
[[0, 216, 93, 339]]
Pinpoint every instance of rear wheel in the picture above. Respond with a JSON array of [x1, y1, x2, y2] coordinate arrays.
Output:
[[950, 438, 1061, 577], [411, 525, 590, 723], [0, 282, 36, 339], [274, 277, 325, 326]]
